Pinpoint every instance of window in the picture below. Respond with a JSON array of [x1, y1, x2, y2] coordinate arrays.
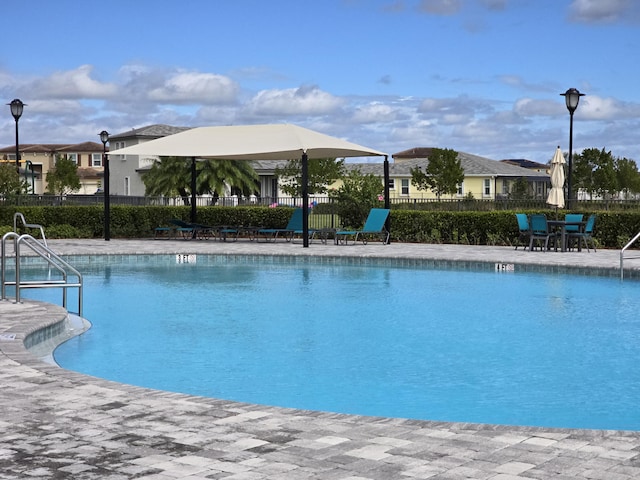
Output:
[[483, 178, 491, 197], [92, 153, 102, 167], [115, 141, 125, 159], [457, 183, 464, 196], [67, 153, 78, 165], [401, 179, 409, 195], [502, 180, 510, 195], [388, 178, 395, 190], [124, 176, 130, 196]]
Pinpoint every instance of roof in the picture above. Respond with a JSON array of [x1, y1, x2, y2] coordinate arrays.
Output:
[[0, 142, 105, 154], [501, 158, 549, 170], [385, 149, 549, 178], [77, 167, 102, 178], [109, 124, 192, 140]]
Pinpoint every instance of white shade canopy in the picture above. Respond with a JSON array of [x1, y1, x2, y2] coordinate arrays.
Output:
[[110, 123, 387, 160], [110, 123, 387, 247]]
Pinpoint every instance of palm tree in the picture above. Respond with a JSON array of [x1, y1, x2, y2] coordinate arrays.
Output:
[[196, 159, 258, 202], [142, 156, 258, 205], [143, 157, 190, 204]]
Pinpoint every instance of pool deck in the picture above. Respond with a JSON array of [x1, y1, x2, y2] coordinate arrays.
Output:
[[2, 239, 640, 479]]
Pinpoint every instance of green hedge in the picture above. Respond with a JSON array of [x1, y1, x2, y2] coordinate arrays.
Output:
[[389, 210, 640, 249], [0, 205, 637, 249], [0, 205, 298, 239]]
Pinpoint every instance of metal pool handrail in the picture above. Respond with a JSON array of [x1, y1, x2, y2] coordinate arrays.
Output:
[[1, 232, 83, 316], [620, 230, 640, 280], [13, 212, 48, 248]]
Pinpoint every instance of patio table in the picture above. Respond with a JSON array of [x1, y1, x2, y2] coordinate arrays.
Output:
[[547, 220, 586, 252]]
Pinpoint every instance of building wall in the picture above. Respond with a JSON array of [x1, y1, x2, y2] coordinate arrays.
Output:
[[108, 139, 157, 196], [328, 175, 499, 200]]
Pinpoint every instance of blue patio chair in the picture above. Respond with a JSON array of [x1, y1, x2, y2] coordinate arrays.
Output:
[[335, 208, 390, 245], [515, 213, 530, 250], [528, 214, 557, 251], [568, 214, 597, 252], [564, 213, 584, 251]]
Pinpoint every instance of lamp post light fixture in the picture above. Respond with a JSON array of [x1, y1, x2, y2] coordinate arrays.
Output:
[[8, 99, 25, 177], [560, 88, 585, 209], [99, 130, 110, 241]]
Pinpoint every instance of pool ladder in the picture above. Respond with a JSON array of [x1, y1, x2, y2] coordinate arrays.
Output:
[[1, 229, 83, 316], [620, 231, 640, 281]]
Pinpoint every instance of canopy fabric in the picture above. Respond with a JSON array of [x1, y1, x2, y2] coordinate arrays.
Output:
[[546, 146, 565, 209], [110, 123, 386, 159]]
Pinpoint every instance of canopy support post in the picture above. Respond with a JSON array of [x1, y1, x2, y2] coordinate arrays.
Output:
[[302, 151, 309, 247], [383, 155, 391, 244], [190, 157, 197, 224]]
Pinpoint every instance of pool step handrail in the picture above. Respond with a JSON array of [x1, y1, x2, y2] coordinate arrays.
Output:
[[1, 232, 83, 316], [619, 230, 640, 280], [13, 212, 48, 248]]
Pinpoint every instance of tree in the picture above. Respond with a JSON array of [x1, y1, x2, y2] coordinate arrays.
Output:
[[197, 158, 259, 201], [275, 158, 345, 196], [573, 148, 619, 199], [410, 148, 464, 199], [328, 167, 384, 228], [509, 177, 532, 200], [615, 157, 640, 199], [142, 156, 259, 205], [0, 164, 28, 196], [572, 149, 595, 198], [47, 155, 81, 194], [591, 148, 617, 199]]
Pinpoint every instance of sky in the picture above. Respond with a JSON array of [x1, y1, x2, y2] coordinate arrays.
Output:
[[1, 0, 639, 164]]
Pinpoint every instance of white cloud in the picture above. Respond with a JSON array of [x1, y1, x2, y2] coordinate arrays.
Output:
[[247, 85, 344, 116], [148, 72, 239, 105], [568, 0, 633, 23], [30, 65, 117, 99], [417, 0, 461, 15], [579, 95, 640, 120], [418, 95, 494, 121], [480, 0, 506, 11], [513, 98, 562, 117], [351, 103, 398, 124]]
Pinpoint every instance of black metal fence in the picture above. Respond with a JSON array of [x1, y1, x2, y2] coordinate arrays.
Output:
[[3, 194, 640, 211]]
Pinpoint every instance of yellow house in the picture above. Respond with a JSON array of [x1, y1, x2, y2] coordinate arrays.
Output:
[[336, 147, 550, 200]]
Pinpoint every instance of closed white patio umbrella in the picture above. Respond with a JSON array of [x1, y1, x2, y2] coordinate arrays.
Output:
[[110, 124, 388, 246], [546, 146, 565, 209]]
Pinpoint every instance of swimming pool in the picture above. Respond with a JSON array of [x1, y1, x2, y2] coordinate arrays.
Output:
[[25, 254, 640, 431]]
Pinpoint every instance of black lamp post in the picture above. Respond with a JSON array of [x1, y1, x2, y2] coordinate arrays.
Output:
[[99, 130, 110, 241], [560, 88, 584, 209], [8, 99, 25, 177]]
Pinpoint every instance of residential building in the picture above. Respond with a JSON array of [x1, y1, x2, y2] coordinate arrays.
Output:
[[383, 147, 550, 199], [108, 124, 191, 196], [0, 141, 106, 194]]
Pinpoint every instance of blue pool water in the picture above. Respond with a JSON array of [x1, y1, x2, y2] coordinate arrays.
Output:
[[24, 255, 640, 430]]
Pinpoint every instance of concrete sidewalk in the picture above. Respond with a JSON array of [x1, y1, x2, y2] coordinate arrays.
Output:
[[1, 240, 639, 479]]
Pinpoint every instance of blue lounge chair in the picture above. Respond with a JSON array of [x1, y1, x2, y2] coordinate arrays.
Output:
[[169, 219, 215, 240], [257, 208, 313, 242], [335, 208, 390, 245]]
